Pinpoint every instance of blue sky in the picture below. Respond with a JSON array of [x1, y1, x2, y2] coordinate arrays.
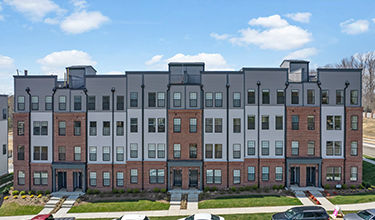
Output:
[[0, 0, 375, 94]]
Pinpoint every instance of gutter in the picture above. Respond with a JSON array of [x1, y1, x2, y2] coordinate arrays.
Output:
[[51, 88, 57, 191], [83, 88, 88, 192], [111, 87, 115, 190], [25, 87, 31, 191], [226, 74, 230, 189], [256, 81, 260, 188], [343, 81, 350, 185], [317, 81, 322, 187], [141, 74, 145, 191], [283, 81, 289, 187]]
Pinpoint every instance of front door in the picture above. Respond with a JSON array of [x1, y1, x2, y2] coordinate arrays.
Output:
[[189, 170, 198, 188], [57, 172, 67, 190], [173, 170, 182, 187], [73, 172, 82, 190], [306, 167, 316, 186], [290, 167, 300, 186]]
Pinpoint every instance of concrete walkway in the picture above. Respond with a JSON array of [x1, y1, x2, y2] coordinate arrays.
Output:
[[363, 157, 375, 165], [187, 193, 198, 210], [294, 191, 314, 206], [38, 196, 61, 214], [168, 192, 181, 215], [310, 190, 335, 211], [54, 195, 79, 216]]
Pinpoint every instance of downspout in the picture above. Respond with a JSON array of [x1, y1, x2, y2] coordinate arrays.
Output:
[[200, 84, 204, 191], [51, 88, 57, 192], [83, 88, 88, 192], [283, 82, 289, 187], [166, 84, 170, 190], [317, 80, 322, 187], [343, 81, 350, 185], [25, 87, 31, 191], [111, 87, 115, 190], [256, 81, 261, 188], [141, 75, 145, 191], [226, 75, 230, 189]]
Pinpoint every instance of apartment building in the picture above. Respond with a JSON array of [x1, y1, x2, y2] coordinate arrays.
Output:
[[0, 95, 8, 176], [13, 60, 363, 192]]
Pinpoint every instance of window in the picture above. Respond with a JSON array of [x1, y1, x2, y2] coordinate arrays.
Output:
[[334, 141, 342, 156], [157, 92, 165, 107], [189, 92, 197, 107], [130, 118, 137, 132], [74, 121, 81, 136], [275, 167, 283, 181], [351, 141, 358, 156], [116, 121, 124, 136], [291, 141, 299, 156], [233, 92, 241, 107], [308, 141, 315, 156], [150, 169, 165, 184], [173, 144, 181, 158], [89, 121, 97, 136], [17, 145, 24, 160], [88, 96, 95, 110], [205, 92, 213, 107], [275, 141, 283, 156], [148, 92, 156, 107], [350, 90, 359, 105], [33, 121, 41, 135], [130, 169, 138, 183], [233, 118, 241, 133], [248, 167, 255, 181], [233, 144, 241, 159], [247, 141, 255, 156], [307, 89, 315, 104], [336, 90, 344, 105], [158, 118, 165, 132], [262, 167, 269, 181], [291, 90, 299, 104], [103, 146, 110, 161], [31, 96, 39, 110], [157, 144, 165, 158], [322, 90, 329, 104], [74, 146, 81, 161], [215, 92, 223, 107], [148, 118, 156, 132], [350, 167, 358, 181], [206, 170, 221, 184], [326, 116, 333, 130], [59, 96, 66, 110], [351, 115, 358, 130], [102, 96, 110, 110], [326, 141, 333, 156], [17, 121, 25, 136], [173, 92, 181, 107], [261, 141, 269, 156], [2, 144, 5, 155], [103, 172, 110, 186], [326, 141, 341, 156], [248, 89, 255, 104], [292, 115, 299, 130], [116, 146, 124, 161], [233, 170, 241, 184], [215, 118, 222, 133], [215, 144, 222, 158], [262, 115, 269, 130], [335, 116, 342, 130], [307, 116, 315, 130], [275, 116, 283, 130], [248, 115, 255, 130], [130, 143, 138, 158], [17, 96, 25, 111], [40, 121, 48, 135], [58, 146, 65, 161], [33, 146, 48, 160], [189, 144, 197, 158], [189, 118, 197, 133], [326, 167, 341, 181], [33, 172, 48, 185], [90, 172, 97, 186], [173, 118, 181, 132], [148, 144, 156, 158], [103, 121, 110, 136], [89, 146, 97, 161], [262, 89, 270, 104], [205, 144, 213, 158], [116, 172, 124, 187], [74, 96, 81, 110], [58, 121, 66, 136], [117, 96, 124, 110], [18, 171, 25, 185], [205, 118, 213, 133], [45, 96, 52, 110], [277, 90, 284, 104], [130, 92, 138, 107]]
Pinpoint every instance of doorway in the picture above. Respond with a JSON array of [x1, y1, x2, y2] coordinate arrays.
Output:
[[189, 170, 198, 188], [173, 170, 182, 187], [57, 172, 67, 190], [290, 167, 300, 186], [306, 167, 316, 186], [73, 172, 82, 190]]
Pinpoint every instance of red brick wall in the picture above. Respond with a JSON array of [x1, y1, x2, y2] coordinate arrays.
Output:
[[321, 159, 344, 187], [259, 159, 285, 187], [143, 161, 167, 189], [30, 163, 52, 192], [124, 161, 142, 189], [204, 162, 227, 189]]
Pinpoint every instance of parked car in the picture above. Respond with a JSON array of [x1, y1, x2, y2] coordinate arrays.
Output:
[[32, 214, 75, 220], [178, 213, 224, 220], [114, 214, 150, 220], [272, 206, 329, 220], [344, 209, 375, 220]]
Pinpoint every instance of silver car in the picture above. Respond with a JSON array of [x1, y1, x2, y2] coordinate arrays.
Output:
[[344, 209, 375, 220], [178, 213, 224, 220]]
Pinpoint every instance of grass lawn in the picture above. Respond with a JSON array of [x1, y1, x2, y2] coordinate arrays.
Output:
[[328, 193, 375, 205], [198, 195, 301, 209], [363, 160, 375, 186], [69, 200, 170, 213], [0, 202, 43, 216]]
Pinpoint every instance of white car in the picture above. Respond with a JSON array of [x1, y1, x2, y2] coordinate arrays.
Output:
[[113, 215, 149, 220], [178, 213, 224, 220]]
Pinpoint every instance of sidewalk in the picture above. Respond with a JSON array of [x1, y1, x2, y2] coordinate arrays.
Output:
[[363, 157, 375, 165]]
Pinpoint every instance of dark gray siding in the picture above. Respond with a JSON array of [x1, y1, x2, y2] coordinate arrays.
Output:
[[201, 73, 227, 109]]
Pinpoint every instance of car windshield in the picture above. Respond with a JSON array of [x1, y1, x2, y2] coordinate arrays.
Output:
[[358, 210, 373, 220], [211, 214, 220, 220], [285, 209, 296, 218]]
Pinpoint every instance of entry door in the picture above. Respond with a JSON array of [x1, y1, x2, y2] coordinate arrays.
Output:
[[189, 170, 198, 188], [173, 170, 182, 187], [73, 172, 82, 190], [306, 167, 316, 186], [290, 167, 300, 186], [57, 172, 67, 190]]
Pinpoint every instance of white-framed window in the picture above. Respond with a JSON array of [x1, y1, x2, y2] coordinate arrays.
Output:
[[247, 140, 255, 156], [157, 144, 165, 158], [130, 169, 138, 183], [103, 146, 110, 161], [103, 172, 110, 186], [351, 141, 358, 156], [350, 167, 358, 181], [233, 169, 241, 184], [275, 141, 283, 156], [275, 167, 283, 181], [89, 146, 97, 161], [261, 141, 269, 156], [291, 141, 299, 156], [262, 166, 269, 181], [233, 144, 241, 159], [326, 167, 341, 181], [148, 144, 156, 158], [308, 141, 315, 156], [116, 146, 124, 161], [173, 144, 181, 158], [116, 172, 124, 187], [248, 166, 255, 181], [130, 143, 138, 158], [89, 172, 96, 186]]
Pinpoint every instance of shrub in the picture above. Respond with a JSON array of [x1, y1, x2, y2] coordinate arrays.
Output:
[[278, 185, 284, 190], [203, 187, 209, 192], [272, 185, 279, 190], [119, 189, 125, 194], [210, 186, 217, 192], [37, 194, 42, 198], [13, 195, 18, 199], [28, 190, 35, 195], [19, 191, 26, 196], [263, 187, 270, 193], [30, 195, 34, 198], [239, 186, 246, 192], [350, 185, 356, 189], [230, 187, 237, 192], [10, 187, 14, 190], [112, 188, 119, 194], [45, 190, 51, 195], [133, 188, 140, 193], [2, 186, 10, 194], [22, 195, 27, 199], [153, 187, 160, 193], [251, 185, 258, 191], [324, 184, 330, 190], [127, 189, 133, 193], [12, 190, 19, 196], [3, 196, 8, 200], [161, 188, 167, 193], [342, 184, 348, 190], [36, 190, 43, 195], [362, 182, 371, 188]]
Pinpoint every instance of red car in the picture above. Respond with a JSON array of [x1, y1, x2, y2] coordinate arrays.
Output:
[[32, 214, 75, 220]]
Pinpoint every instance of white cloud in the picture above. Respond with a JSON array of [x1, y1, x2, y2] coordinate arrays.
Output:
[[0, 15, 3, 21], [4, 0, 64, 21], [0, 54, 15, 95], [248, 15, 288, 28], [373, 18, 375, 24], [0, 55, 14, 70], [37, 50, 96, 79], [340, 19, 369, 35], [60, 10, 109, 34], [284, 47, 318, 60], [210, 33, 230, 40], [145, 55, 163, 65], [286, 12, 312, 23], [70, 0, 87, 10]]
